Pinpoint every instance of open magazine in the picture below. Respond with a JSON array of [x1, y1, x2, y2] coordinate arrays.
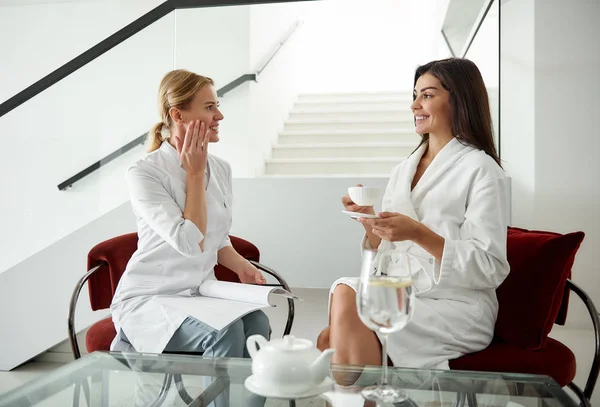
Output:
[[155, 280, 300, 331]]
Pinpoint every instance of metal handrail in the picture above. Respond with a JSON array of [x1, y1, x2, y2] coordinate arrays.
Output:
[[256, 19, 303, 75]]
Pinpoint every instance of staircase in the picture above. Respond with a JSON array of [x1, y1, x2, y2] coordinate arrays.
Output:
[[264, 92, 420, 176]]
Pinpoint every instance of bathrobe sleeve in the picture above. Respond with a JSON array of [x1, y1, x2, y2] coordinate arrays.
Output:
[[435, 175, 510, 290]]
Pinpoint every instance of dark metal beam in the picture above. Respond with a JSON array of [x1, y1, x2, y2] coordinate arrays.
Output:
[[0, 1, 175, 119], [174, 0, 313, 8]]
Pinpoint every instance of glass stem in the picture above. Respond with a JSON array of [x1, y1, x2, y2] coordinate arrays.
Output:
[[380, 333, 389, 386]]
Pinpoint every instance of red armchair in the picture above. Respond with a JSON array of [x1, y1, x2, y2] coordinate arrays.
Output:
[[449, 227, 599, 407], [67, 232, 296, 406], [68, 232, 295, 358]]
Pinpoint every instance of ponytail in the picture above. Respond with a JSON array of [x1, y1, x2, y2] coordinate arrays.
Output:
[[147, 122, 165, 153]]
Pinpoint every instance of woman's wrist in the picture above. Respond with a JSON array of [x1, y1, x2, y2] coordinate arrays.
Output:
[[411, 221, 445, 259], [186, 172, 205, 182], [411, 220, 425, 243]]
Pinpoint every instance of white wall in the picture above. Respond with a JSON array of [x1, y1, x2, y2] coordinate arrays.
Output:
[[293, 0, 449, 93], [500, 0, 535, 226], [501, 0, 600, 328], [174, 2, 313, 177], [0, 0, 164, 102], [173, 6, 252, 177], [231, 177, 389, 288], [0, 1, 312, 273], [533, 0, 600, 329], [248, 2, 307, 175], [0, 11, 174, 276], [0, 11, 174, 275], [0, 200, 136, 371]]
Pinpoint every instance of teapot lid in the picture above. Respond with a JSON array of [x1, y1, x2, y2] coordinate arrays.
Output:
[[266, 335, 313, 352]]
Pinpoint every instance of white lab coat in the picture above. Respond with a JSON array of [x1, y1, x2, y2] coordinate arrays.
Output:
[[110, 141, 234, 353], [332, 137, 510, 369]]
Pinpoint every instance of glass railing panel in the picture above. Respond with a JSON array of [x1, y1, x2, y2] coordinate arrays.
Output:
[[0, 13, 175, 274], [464, 1, 500, 148], [0, 0, 165, 103]]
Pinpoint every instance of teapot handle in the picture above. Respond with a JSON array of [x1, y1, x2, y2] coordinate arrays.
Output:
[[246, 335, 268, 359]]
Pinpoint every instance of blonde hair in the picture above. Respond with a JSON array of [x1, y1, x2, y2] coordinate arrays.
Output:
[[147, 69, 214, 152]]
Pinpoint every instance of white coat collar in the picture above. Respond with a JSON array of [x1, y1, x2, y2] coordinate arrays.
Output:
[[160, 139, 182, 166]]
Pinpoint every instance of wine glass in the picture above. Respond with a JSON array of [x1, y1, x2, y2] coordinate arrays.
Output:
[[356, 248, 416, 403]]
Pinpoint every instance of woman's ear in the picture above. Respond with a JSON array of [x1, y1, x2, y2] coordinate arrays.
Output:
[[169, 107, 184, 125]]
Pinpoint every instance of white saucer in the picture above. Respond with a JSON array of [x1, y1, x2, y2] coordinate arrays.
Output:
[[341, 210, 380, 219], [244, 375, 334, 399]]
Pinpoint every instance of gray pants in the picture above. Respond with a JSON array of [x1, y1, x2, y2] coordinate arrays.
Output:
[[165, 310, 271, 357], [124, 311, 270, 407]]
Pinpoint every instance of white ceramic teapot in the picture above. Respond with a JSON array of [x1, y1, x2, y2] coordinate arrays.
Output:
[[246, 334, 335, 394]]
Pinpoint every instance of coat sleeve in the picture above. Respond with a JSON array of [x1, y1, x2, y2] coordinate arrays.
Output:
[[127, 163, 204, 258], [217, 162, 233, 251], [434, 176, 510, 290]]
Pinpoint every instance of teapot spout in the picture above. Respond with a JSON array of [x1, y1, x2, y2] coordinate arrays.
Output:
[[309, 348, 335, 383]]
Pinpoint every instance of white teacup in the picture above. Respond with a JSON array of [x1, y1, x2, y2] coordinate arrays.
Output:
[[348, 186, 381, 206]]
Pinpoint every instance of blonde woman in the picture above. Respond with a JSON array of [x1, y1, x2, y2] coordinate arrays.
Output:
[[110, 70, 270, 358]]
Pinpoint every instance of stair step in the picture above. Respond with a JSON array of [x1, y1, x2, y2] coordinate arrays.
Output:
[[264, 157, 401, 176], [260, 173, 391, 178], [290, 105, 411, 114], [297, 91, 413, 104], [287, 109, 413, 122], [278, 129, 419, 144], [293, 100, 410, 110], [271, 142, 417, 159], [284, 118, 414, 132]]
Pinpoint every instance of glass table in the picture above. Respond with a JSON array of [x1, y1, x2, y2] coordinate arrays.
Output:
[[0, 352, 577, 407]]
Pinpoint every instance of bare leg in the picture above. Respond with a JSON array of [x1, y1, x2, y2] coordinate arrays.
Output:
[[327, 285, 382, 385]]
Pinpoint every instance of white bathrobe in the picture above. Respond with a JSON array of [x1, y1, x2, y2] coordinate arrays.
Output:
[[332, 137, 510, 369]]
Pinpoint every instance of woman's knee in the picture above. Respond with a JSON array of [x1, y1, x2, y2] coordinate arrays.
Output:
[[243, 310, 271, 338], [330, 285, 358, 322], [211, 319, 246, 357], [317, 327, 330, 350]]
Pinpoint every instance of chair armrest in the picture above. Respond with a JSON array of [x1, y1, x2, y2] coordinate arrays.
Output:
[[68, 263, 104, 360], [566, 279, 600, 400], [249, 260, 295, 337]]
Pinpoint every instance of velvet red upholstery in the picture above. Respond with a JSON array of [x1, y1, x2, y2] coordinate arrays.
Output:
[[450, 227, 585, 388], [86, 317, 116, 352], [495, 227, 585, 350], [214, 236, 260, 282], [87, 233, 138, 311], [449, 338, 577, 387], [85, 233, 257, 353]]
